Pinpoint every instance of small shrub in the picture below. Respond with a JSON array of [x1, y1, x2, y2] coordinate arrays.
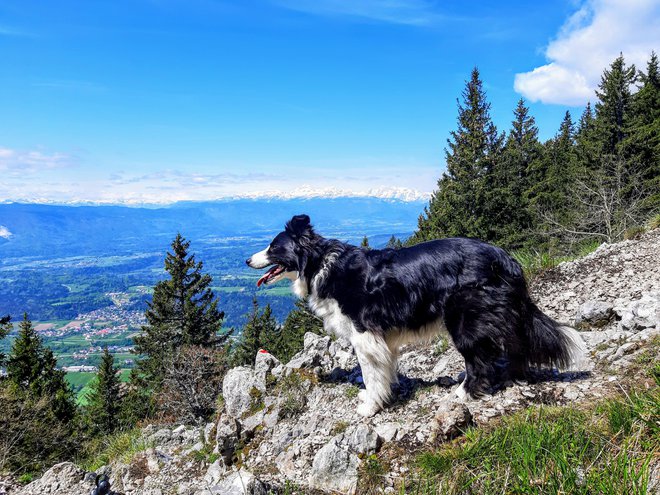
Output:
[[245, 387, 265, 416], [432, 337, 449, 356], [17, 473, 34, 484], [277, 372, 308, 419], [624, 225, 646, 240], [332, 420, 349, 435]]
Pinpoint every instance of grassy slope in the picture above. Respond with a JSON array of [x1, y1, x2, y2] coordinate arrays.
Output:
[[356, 341, 660, 495]]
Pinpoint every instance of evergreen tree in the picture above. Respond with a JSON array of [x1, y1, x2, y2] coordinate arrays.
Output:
[[627, 52, 660, 208], [412, 67, 503, 244], [0, 315, 11, 367], [133, 234, 227, 390], [6, 313, 76, 422], [575, 102, 599, 172], [527, 111, 580, 244], [231, 298, 279, 366], [594, 54, 637, 156], [360, 236, 370, 249], [487, 98, 540, 248], [85, 347, 121, 434], [385, 235, 403, 249], [270, 299, 323, 363], [6, 314, 42, 388]]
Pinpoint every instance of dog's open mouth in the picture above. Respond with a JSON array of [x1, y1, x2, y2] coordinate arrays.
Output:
[[257, 265, 285, 287]]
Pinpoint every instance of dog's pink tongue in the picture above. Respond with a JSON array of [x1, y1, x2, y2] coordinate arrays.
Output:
[[257, 266, 276, 287]]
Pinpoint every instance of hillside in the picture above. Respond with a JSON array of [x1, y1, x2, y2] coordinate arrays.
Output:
[[10, 230, 660, 495]]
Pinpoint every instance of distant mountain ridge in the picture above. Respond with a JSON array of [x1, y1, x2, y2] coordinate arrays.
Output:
[[0, 186, 430, 207], [0, 198, 424, 260]]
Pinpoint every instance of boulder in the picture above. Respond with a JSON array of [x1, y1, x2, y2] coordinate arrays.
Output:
[[223, 367, 261, 419], [195, 469, 267, 495], [309, 438, 359, 494], [574, 301, 614, 329], [619, 292, 660, 331], [20, 462, 93, 495], [429, 402, 472, 442], [345, 424, 381, 455]]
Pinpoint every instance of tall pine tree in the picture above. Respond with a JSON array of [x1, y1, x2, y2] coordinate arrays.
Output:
[[85, 347, 121, 434], [487, 98, 540, 248], [0, 315, 12, 367], [627, 52, 660, 209], [412, 67, 503, 244], [594, 54, 637, 157], [231, 298, 279, 367], [133, 234, 227, 392], [527, 111, 580, 245], [6, 313, 76, 422]]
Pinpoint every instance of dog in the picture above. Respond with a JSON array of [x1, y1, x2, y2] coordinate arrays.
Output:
[[247, 214, 586, 417]]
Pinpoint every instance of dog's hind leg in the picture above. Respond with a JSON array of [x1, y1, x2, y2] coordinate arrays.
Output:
[[351, 330, 397, 417]]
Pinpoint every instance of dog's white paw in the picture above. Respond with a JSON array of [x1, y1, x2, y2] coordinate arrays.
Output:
[[357, 390, 368, 402], [356, 401, 380, 417], [454, 381, 469, 402]]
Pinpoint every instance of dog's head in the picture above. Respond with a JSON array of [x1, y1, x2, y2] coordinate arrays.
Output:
[[246, 214, 314, 287]]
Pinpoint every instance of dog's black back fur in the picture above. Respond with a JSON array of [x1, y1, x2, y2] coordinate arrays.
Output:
[[274, 215, 580, 397]]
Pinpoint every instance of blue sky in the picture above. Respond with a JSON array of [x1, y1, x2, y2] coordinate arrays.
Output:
[[0, 0, 658, 204]]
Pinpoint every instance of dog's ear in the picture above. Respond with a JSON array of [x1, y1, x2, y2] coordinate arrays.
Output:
[[297, 251, 308, 275], [285, 214, 311, 237]]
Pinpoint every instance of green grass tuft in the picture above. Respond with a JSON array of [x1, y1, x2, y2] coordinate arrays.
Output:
[[81, 428, 154, 472], [624, 225, 646, 240], [406, 390, 658, 495]]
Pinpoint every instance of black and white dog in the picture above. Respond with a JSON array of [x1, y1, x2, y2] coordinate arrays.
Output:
[[247, 215, 585, 417]]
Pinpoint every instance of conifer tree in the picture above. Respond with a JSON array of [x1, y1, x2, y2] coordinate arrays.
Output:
[[133, 234, 227, 389], [6, 314, 76, 422], [6, 314, 42, 388], [85, 347, 121, 434], [385, 235, 403, 249], [270, 299, 323, 363], [627, 52, 660, 208], [594, 54, 637, 156], [487, 98, 540, 248], [527, 111, 580, 243], [412, 67, 503, 244], [231, 298, 279, 366], [575, 102, 599, 172], [0, 315, 12, 367]]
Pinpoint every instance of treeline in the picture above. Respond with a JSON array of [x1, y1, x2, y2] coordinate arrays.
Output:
[[0, 233, 322, 477], [412, 53, 660, 252]]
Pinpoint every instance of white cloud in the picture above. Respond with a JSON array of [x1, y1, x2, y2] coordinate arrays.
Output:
[[272, 0, 440, 25], [0, 146, 75, 172], [514, 0, 660, 106]]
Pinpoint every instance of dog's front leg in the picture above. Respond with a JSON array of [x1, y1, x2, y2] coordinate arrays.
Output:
[[350, 331, 396, 417]]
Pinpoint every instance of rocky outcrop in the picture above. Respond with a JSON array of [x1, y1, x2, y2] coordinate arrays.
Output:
[[19, 463, 92, 494], [15, 230, 660, 494]]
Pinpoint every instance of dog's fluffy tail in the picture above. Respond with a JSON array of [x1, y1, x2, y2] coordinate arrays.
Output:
[[524, 301, 587, 371]]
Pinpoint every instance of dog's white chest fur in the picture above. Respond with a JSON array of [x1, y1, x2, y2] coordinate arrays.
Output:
[[307, 294, 354, 341]]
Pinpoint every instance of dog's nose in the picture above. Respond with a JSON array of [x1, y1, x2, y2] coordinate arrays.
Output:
[[246, 258, 252, 266]]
